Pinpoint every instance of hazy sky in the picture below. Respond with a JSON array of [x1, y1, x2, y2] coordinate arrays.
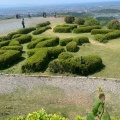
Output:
[[0, 0, 117, 6]]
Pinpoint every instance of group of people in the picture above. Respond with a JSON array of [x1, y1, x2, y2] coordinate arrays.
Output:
[[42, 11, 56, 18]]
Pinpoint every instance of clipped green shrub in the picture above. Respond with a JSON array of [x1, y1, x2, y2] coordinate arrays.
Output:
[[49, 55, 103, 75], [0, 36, 9, 41], [53, 27, 71, 33], [0, 41, 10, 48], [17, 27, 36, 34], [75, 18, 85, 25], [107, 21, 120, 30], [27, 37, 49, 49], [58, 52, 74, 60], [9, 39, 20, 46], [56, 24, 77, 30], [73, 36, 89, 45], [91, 29, 112, 35], [36, 21, 51, 28], [94, 34, 107, 43], [21, 50, 48, 72], [86, 19, 100, 26], [7, 31, 19, 39], [73, 26, 101, 33], [66, 41, 78, 52], [64, 16, 75, 24], [12, 34, 22, 39], [16, 34, 32, 44], [33, 26, 51, 35], [1, 45, 23, 51], [35, 37, 59, 48], [59, 38, 73, 46], [0, 50, 21, 69]]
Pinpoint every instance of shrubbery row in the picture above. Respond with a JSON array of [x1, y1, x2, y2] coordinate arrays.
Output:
[[66, 41, 78, 52], [36, 21, 51, 28], [0, 41, 10, 48], [0, 50, 21, 69], [49, 55, 103, 75], [1, 45, 23, 51], [22, 46, 65, 72], [94, 30, 120, 43], [59, 36, 89, 46], [53, 27, 71, 33], [73, 26, 101, 33], [33, 26, 51, 35], [91, 29, 113, 35]]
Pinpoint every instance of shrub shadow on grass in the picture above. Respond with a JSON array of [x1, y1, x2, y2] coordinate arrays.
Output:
[[0, 57, 25, 70]]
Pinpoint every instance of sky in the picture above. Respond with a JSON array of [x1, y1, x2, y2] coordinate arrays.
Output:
[[0, 0, 117, 6]]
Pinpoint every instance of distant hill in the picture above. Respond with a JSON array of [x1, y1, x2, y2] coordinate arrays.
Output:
[[96, 9, 120, 13]]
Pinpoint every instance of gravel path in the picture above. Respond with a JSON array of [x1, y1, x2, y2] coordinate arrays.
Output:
[[0, 17, 64, 35], [0, 75, 120, 95]]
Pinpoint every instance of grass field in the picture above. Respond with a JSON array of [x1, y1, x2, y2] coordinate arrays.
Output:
[[1, 21, 120, 78]]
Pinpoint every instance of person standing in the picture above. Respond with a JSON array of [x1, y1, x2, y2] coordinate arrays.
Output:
[[22, 18, 25, 28], [54, 11, 56, 18]]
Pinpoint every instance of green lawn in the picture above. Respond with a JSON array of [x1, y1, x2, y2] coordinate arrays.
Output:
[[0, 21, 120, 79]]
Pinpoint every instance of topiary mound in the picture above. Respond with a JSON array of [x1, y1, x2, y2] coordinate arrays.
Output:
[[64, 16, 75, 24], [66, 41, 78, 52]]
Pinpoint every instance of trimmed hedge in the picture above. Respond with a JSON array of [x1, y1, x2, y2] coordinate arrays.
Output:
[[49, 55, 103, 75], [75, 18, 85, 25], [7, 32, 19, 39], [0, 50, 21, 69], [66, 41, 78, 52], [0, 36, 9, 41], [9, 39, 20, 46], [91, 29, 112, 35], [16, 35, 32, 44], [53, 27, 71, 33], [59, 38, 73, 46], [12, 34, 22, 39], [1, 45, 23, 51], [35, 37, 59, 48], [58, 52, 74, 60], [0, 41, 10, 48], [73, 36, 89, 45], [27, 37, 49, 49], [21, 50, 49, 72], [36, 21, 51, 28], [27, 46, 65, 58], [33, 26, 51, 35], [17, 27, 36, 34], [94, 30, 120, 43], [73, 26, 101, 33], [56, 24, 77, 30]]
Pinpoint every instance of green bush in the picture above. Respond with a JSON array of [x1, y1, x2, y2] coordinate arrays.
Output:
[[21, 50, 48, 72], [73, 26, 101, 33], [58, 52, 74, 60], [0, 36, 9, 41], [12, 34, 22, 39], [107, 21, 120, 30], [27, 37, 49, 49], [9, 39, 20, 46], [36, 21, 51, 28], [94, 30, 120, 43], [94, 34, 107, 43], [59, 38, 73, 46], [33, 26, 51, 35], [0, 41, 10, 48], [49, 55, 103, 75], [0, 50, 21, 69], [66, 42, 78, 52], [64, 16, 75, 24], [86, 19, 100, 26], [7, 31, 19, 39], [53, 27, 71, 33], [16, 35, 32, 44], [1, 45, 23, 51], [56, 24, 77, 30], [75, 18, 85, 25], [17, 27, 36, 34], [91, 29, 112, 35], [35, 37, 59, 48], [73, 36, 89, 45]]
